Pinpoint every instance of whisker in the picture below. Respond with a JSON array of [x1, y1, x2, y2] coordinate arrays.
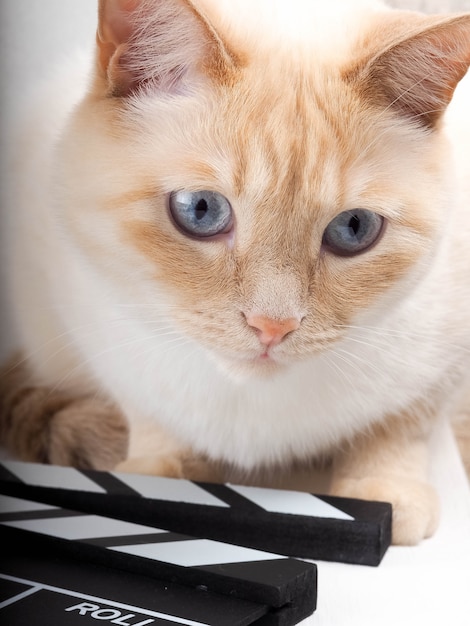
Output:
[[333, 346, 385, 378], [0, 318, 115, 380], [0, 307, 187, 374], [324, 350, 357, 391], [47, 331, 189, 397], [338, 323, 470, 355]]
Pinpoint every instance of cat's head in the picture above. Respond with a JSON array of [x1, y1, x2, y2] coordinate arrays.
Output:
[[58, 0, 470, 379]]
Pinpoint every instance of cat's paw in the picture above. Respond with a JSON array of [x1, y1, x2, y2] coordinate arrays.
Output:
[[115, 455, 184, 478], [47, 397, 129, 470], [330, 476, 439, 545], [1, 384, 129, 470], [115, 452, 221, 481], [1, 356, 129, 470]]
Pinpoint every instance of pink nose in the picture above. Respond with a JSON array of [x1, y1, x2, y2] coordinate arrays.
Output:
[[245, 314, 300, 347]]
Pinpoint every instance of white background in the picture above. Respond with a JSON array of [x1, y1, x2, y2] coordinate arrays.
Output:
[[0, 0, 98, 169], [0, 1, 97, 361]]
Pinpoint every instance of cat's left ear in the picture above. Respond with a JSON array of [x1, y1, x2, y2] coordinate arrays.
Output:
[[347, 13, 470, 129], [96, 0, 240, 96]]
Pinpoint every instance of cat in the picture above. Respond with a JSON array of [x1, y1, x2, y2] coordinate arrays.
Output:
[[1, 0, 469, 546]]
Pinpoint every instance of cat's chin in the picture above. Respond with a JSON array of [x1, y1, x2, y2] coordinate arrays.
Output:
[[213, 354, 289, 383]]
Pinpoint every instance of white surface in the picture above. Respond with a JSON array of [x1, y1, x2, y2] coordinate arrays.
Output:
[[0, 0, 98, 362], [0, 3, 469, 625]]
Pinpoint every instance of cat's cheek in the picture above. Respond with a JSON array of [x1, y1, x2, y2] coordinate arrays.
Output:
[[314, 244, 428, 326]]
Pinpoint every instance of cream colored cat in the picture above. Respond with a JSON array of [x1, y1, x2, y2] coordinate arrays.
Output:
[[1, 0, 469, 545]]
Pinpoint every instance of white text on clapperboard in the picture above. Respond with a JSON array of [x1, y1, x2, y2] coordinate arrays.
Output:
[[66, 603, 154, 625]]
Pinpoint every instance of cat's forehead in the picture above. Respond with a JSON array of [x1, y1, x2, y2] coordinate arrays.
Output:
[[128, 66, 354, 207], [225, 71, 349, 206], [120, 50, 435, 242]]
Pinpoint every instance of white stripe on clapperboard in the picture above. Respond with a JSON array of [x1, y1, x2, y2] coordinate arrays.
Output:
[[0, 574, 210, 626], [1, 511, 170, 541], [114, 471, 353, 520], [110, 538, 282, 567], [0, 494, 283, 567], [3, 461, 106, 493], [2, 461, 228, 508], [0, 493, 58, 514], [112, 472, 230, 507], [3, 460, 353, 520], [228, 484, 354, 521]]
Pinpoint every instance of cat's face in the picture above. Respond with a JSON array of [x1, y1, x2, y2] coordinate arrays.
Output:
[[58, 1, 467, 380]]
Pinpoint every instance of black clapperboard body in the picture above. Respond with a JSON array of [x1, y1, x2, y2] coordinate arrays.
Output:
[[0, 492, 316, 625], [1, 534, 276, 626], [0, 461, 392, 625]]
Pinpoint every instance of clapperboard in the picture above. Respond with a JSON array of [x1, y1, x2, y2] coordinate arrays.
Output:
[[0, 461, 392, 565], [0, 462, 392, 625], [0, 491, 316, 625]]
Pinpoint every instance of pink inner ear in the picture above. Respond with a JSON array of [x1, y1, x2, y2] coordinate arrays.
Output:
[[97, 0, 151, 94], [97, 0, 238, 97], [362, 15, 470, 128], [99, 0, 141, 48]]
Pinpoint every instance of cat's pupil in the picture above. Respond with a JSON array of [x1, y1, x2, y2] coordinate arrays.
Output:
[[349, 214, 361, 236], [195, 199, 208, 221]]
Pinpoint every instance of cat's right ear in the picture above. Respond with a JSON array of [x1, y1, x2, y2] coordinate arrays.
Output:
[[346, 13, 470, 130], [96, 0, 240, 97]]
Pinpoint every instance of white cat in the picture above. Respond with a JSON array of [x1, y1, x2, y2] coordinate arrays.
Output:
[[1, 0, 469, 545]]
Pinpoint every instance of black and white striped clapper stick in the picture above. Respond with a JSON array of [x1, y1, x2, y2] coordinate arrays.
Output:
[[0, 460, 391, 565], [0, 492, 317, 626], [0, 496, 298, 626]]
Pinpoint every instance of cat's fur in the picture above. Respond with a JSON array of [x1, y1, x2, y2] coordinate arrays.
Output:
[[1, 0, 469, 545]]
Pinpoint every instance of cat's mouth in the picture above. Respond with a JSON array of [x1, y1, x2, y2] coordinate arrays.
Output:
[[252, 352, 279, 369], [203, 322, 341, 379], [211, 346, 291, 381]]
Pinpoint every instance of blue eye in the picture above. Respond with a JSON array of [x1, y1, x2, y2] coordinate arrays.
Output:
[[322, 209, 384, 256], [169, 190, 233, 238]]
